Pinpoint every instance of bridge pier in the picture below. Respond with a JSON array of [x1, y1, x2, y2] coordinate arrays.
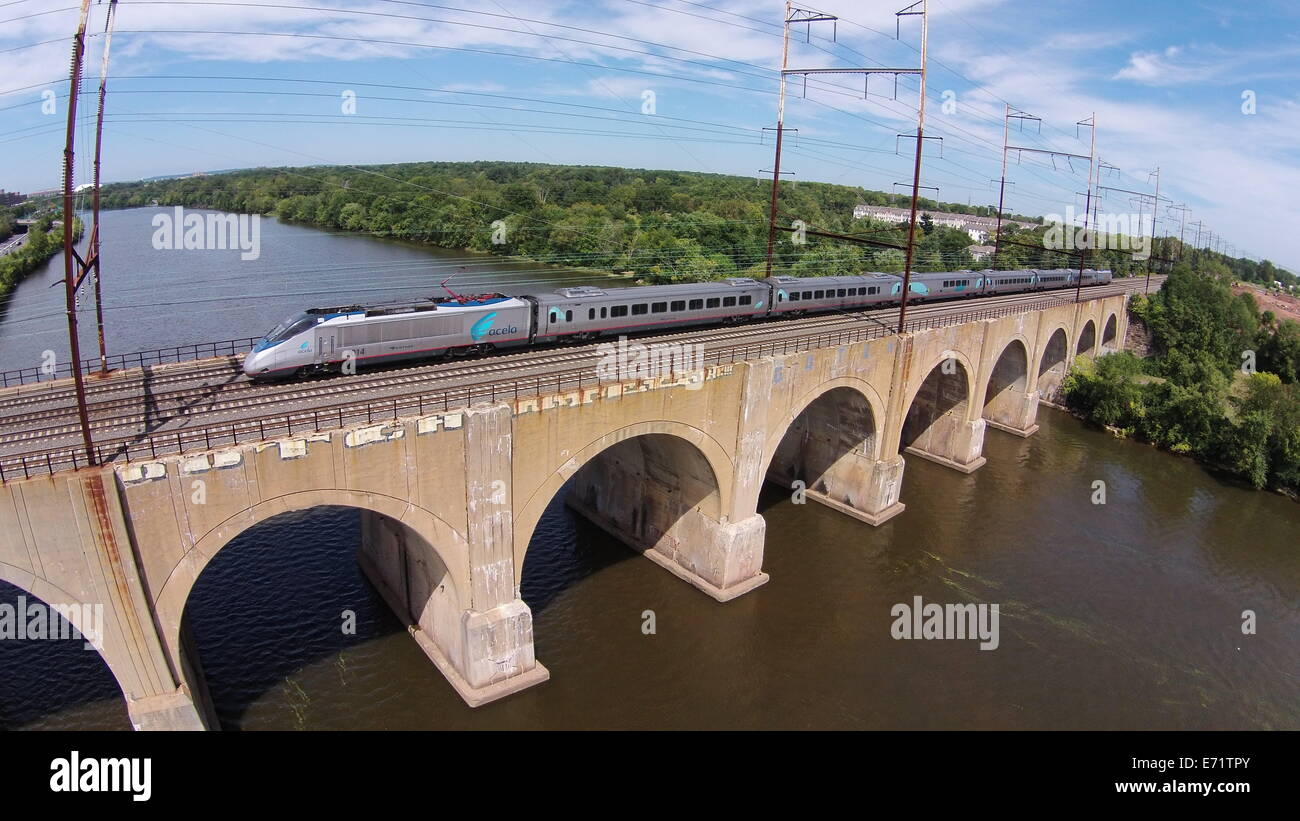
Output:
[[767, 449, 906, 527], [904, 417, 987, 473], [126, 690, 207, 731], [565, 481, 768, 603], [358, 508, 548, 706], [983, 389, 1041, 437]]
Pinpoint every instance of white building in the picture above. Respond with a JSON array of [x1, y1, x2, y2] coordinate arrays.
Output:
[[852, 204, 1036, 244]]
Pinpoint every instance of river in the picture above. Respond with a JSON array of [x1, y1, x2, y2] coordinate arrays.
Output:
[[1, 208, 1296, 731]]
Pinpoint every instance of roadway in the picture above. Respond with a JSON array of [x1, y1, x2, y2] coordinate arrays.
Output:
[[0, 232, 28, 257]]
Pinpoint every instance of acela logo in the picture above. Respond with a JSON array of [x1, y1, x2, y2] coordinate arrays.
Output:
[[469, 312, 498, 341], [50, 751, 151, 802]]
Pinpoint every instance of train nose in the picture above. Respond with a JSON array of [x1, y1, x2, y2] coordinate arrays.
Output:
[[242, 349, 268, 378]]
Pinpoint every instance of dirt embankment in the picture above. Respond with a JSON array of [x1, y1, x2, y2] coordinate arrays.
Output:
[[1233, 283, 1300, 324]]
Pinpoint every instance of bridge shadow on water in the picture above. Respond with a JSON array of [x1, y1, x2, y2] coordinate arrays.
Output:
[[182, 494, 634, 730], [0, 580, 130, 730], [182, 505, 410, 731], [520, 480, 640, 616]]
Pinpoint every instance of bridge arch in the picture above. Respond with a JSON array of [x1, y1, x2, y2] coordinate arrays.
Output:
[[980, 338, 1033, 432], [899, 351, 985, 471], [1037, 326, 1070, 401], [1076, 319, 1097, 358], [0, 565, 130, 728], [761, 380, 890, 521], [1101, 313, 1119, 352], [0, 562, 113, 672], [513, 421, 733, 575], [761, 377, 888, 478], [903, 349, 979, 415], [153, 489, 468, 724]]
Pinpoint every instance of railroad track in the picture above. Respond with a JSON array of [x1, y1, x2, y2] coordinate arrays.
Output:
[[0, 279, 1155, 473], [0, 287, 1103, 443], [1, 281, 1138, 419]]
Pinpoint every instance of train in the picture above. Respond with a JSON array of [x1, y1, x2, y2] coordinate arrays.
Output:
[[241, 267, 1113, 379]]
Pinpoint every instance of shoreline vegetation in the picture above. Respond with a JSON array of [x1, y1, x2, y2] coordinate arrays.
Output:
[[1062, 267, 1300, 496], [99, 160, 1290, 287], [0, 210, 83, 301]]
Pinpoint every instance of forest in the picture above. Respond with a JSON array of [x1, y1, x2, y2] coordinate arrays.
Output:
[[96, 161, 1288, 286], [1063, 266, 1300, 493]]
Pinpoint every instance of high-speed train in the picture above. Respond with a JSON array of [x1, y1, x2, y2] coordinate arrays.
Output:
[[242, 267, 1113, 379]]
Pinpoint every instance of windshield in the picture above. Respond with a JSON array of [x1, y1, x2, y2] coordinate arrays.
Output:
[[254, 313, 316, 351]]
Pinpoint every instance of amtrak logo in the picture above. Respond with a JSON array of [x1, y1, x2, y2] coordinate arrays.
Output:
[[470, 312, 497, 341]]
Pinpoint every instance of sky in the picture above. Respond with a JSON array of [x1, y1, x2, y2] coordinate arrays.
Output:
[[1, 0, 1298, 272]]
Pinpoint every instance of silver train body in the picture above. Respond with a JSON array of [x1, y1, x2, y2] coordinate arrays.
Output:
[[242, 295, 532, 379], [243, 268, 1113, 379]]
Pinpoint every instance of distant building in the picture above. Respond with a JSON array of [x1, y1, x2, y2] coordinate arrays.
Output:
[[0, 189, 24, 206], [852, 204, 1037, 244], [969, 245, 997, 261]]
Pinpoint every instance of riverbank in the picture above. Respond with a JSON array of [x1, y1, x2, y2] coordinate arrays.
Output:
[[0, 220, 82, 301], [1046, 393, 1299, 503]]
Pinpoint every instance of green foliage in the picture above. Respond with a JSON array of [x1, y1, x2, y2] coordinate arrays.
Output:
[[0, 217, 82, 299], [1061, 353, 1146, 429], [96, 161, 1045, 283], [1063, 267, 1300, 493]]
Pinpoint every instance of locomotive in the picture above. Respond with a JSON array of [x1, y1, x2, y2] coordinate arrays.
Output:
[[241, 267, 1113, 379]]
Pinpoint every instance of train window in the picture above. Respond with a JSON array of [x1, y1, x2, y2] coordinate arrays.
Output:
[[632, 303, 648, 315], [723, 296, 736, 307], [549, 309, 560, 323], [566, 310, 573, 322], [739, 295, 752, 305], [837, 289, 846, 297], [601, 307, 607, 318], [651, 302, 667, 313], [688, 299, 703, 310], [814, 290, 824, 299], [801, 291, 811, 299], [671, 300, 685, 311], [589, 308, 595, 320], [789, 292, 800, 302], [706, 298, 720, 309], [611, 305, 629, 318]]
